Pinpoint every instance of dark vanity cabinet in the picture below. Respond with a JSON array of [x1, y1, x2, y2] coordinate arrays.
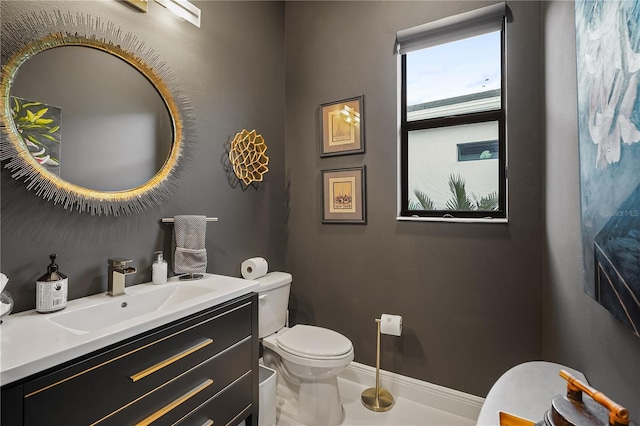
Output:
[[1, 293, 259, 426]]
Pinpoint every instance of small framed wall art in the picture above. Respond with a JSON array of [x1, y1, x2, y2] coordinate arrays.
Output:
[[319, 95, 364, 157], [322, 166, 367, 224]]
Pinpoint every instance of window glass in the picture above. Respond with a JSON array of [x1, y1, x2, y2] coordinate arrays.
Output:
[[406, 31, 501, 121], [408, 122, 499, 211], [457, 140, 499, 162], [400, 26, 505, 219]]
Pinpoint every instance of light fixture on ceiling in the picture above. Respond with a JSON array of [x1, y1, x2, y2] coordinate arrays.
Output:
[[123, 0, 149, 13], [155, 0, 201, 28]]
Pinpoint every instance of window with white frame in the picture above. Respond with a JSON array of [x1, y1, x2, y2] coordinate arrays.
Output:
[[397, 3, 507, 220]]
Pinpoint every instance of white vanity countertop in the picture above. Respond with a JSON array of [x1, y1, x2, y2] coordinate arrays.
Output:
[[0, 274, 258, 386]]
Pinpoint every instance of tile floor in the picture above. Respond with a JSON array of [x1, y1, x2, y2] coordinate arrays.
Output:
[[276, 376, 477, 426]]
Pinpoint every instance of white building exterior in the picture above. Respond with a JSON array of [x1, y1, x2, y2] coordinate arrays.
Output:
[[407, 89, 501, 210]]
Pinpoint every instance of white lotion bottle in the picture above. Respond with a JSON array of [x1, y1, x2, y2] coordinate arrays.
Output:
[[152, 251, 168, 284]]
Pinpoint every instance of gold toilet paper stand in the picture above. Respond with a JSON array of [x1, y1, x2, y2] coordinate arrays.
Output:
[[361, 318, 395, 412]]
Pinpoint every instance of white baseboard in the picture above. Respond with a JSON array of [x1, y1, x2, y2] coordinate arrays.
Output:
[[339, 361, 485, 421]]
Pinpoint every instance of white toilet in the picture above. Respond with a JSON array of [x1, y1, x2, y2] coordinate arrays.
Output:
[[255, 272, 354, 426]]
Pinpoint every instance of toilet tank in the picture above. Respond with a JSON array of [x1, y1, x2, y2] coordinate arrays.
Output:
[[255, 272, 292, 338]]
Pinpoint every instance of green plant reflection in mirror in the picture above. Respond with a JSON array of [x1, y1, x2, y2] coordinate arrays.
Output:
[[11, 96, 62, 173], [0, 11, 192, 215]]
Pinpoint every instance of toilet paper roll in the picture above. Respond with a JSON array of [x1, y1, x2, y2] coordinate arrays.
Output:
[[241, 257, 268, 280], [380, 314, 402, 336]]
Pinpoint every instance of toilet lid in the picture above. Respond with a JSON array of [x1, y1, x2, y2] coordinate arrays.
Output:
[[277, 325, 352, 358]]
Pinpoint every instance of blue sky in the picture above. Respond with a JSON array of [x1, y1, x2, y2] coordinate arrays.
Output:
[[406, 31, 501, 106]]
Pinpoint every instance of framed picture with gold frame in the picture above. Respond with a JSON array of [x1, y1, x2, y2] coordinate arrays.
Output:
[[322, 166, 366, 224], [319, 95, 364, 157]]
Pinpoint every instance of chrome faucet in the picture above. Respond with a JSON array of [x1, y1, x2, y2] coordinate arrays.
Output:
[[107, 258, 137, 296]]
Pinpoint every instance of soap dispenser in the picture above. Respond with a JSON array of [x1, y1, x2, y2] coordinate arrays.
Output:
[[152, 251, 167, 284], [36, 254, 68, 313]]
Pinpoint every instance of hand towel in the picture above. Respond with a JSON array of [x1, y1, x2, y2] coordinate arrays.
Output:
[[173, 215, 207, 274]]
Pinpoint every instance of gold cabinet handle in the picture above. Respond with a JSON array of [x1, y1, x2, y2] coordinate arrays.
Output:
[[130, 339, 213, 382], [201, 421, 213, 426], [135, 379, 213, 426]]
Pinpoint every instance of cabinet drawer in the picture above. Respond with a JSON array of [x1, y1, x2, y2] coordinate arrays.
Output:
[[24, 298, 252, 426], [99, 337, 251, 425], [176, 373, 252, 426]]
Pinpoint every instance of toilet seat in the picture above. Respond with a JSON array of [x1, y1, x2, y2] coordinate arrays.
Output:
[[262, 325, 354, 369], [277, 325, 352, 360]]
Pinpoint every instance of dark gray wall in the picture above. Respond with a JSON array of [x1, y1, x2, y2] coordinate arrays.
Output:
[[284, 1, 543, 397], [1, 0, 286, 313], [542, 0, 640, 416]]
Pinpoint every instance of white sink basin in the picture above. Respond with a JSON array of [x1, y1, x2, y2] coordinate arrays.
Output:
[[49, 284, 213, 333], [1, 274, 259, 387]]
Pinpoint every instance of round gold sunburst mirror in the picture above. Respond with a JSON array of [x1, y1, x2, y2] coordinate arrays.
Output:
[[0, 11, 192, 215]]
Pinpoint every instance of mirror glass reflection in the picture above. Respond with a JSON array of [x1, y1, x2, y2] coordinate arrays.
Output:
[[10, 46, 173, 191]]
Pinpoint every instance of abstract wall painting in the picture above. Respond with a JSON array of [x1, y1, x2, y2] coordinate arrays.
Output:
[[575, 0, 640, 336]]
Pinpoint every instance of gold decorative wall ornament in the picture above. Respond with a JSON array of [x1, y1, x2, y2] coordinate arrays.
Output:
[[0, 11, 193, 215], [228, 129, 269, 186]]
